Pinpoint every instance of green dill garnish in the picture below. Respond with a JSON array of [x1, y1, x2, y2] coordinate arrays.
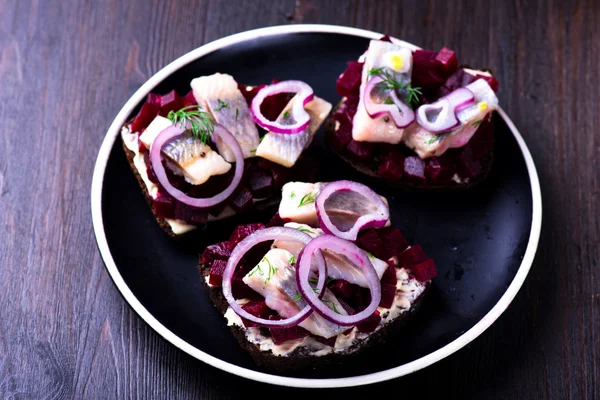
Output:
[[282, 110, 290, 118], [167, 105, 215, 144], [322, 298, 340, 314], [367, 252, 374, 260], [425, 131, 451, 145], [292, 293, 302, 301], [214, 99, 229, 111], [262, 257, 278, 283], [290, 191, 296, 199], [248, 264, 263, 277], [384, 97, 394, 105], [368, 67, 422, 108], [235, 108, 239, 119], [289, 255, 296, 265], [471, 119, 483, 128], [298, 192, 318, 208], [296, 226, 313, 234], [250, 148, 256, 153]]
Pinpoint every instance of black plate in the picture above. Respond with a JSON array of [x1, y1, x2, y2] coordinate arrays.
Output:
[[94, 26, 540, 385]]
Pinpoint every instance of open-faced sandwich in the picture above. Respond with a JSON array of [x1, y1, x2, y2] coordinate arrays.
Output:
[[199, 180, 437, 372], [122, 74, 332, 236], [326, 37, 500, 189]]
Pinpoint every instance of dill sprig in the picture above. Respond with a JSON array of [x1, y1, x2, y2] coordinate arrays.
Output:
[[298, 192, 318, 208], [368, 67, 422, 108], [425, 131, 451, 145], [296, 226, 312, 234], [167, 105, 215, 144], [214, 99, 229, 112]]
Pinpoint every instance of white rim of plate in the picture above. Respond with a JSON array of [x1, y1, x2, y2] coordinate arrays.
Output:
[[90, 24, 542, 388]]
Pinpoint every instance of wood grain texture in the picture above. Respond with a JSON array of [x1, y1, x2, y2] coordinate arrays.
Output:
[[0, 0, 597, 398]]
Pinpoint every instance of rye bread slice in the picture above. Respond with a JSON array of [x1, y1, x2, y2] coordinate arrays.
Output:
[[197, 259, 430, 373], [324, 101, 494, 191]]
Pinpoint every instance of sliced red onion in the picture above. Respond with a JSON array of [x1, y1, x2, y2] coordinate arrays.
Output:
[[315, 180, 389, 241], [222, 227, 327, 328], [250, 80, 314, 134], [150, 123, 244, 208], [297, 235, 381, 326], [416, 87, 475, 133], [363, 76, 415, 128]]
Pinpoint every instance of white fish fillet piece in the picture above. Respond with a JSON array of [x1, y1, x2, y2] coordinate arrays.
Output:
[[139, 116, 173, 148], [272, 222, 388, 288], [243, 248, 347, 338], [352, 40, 413, 144], [278, 182, 325, 226], [255, 96, 332, 167], [403, 78, 499, 158], [191, 73, 259, 162]]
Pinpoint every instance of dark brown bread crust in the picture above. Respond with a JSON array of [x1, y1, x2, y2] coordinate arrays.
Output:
[[122, 137, 178, 237], [324, 104, 494, 191], [198, 260, 430, 373]]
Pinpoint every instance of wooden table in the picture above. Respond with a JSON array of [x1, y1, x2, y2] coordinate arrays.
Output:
[[1, 0, 598, 398]]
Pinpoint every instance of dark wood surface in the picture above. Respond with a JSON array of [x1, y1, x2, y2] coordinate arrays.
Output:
[[1, 0, 598, 398]]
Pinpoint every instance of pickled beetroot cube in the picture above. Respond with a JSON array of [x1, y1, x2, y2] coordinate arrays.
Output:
[[357, 310, 381, 333], [131, 102, 159, 132], [346, 140, 375, 160], [455, 146, 482, 179], [208, 260, 227, 286], [312, 334, 337, 347], [442, 69, 475, 93], [397, 245, 427, 267], [474, 74, 499, 92], [378, 227, 409, 258], [258, 158, 290, 188], [336, 61, 364, 97], [241, 300, 272, 327], [209, 200, 229, 218], [146, 93, 162, 106], [379, 284, 397, 309], [327, 122, 353, 153], [403, 156, 427, 184], [290, 154, 320, 183], [379, 34, 392, 42], [329, 280, 355, 301], [202, 241, 233, 264], [469, 119, 494, 159], [174, 202, 208, 224], [233, 275, 262, 303], [248, 170, 273, 198], [410, 259, 438, 282], [153, 193, 174, 219], [412, 50, 447, 88], [354, 287, 372, 312], [425, 156, 456, 185], [182, 90, 197, 107], [377, 152, 404, 182], [356, 229, 386, 259], [267, 213, 288, 227], [238, 83, 265, 105], [381, 264, 398, 286], [144, 153, 158, 183], [159, 90, 184, 115], [435, 47, 458, 74], [230, 223, 266, 246], [269, 316, 309, 344]]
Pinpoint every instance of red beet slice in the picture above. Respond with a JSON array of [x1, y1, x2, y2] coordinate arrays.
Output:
[[346, 140, 376, 160], [266, 212, 288, 227], [468, 119, 494, 159], [455, 146, 482, 179], [230, 186, 253, 212], [381, 264, 398, 286], [377, 151, 404, 182], [378, 227, 409, 258], [182, 90, 197, 107], [290, 153, 321, 183], [329, 280, 355, 301], [269, 316, 309, 344], [202, 241, 233, 264], [160, 90, 184, 115], [233, 275, 262, 302], [312, 334, 337, 347], [336, 61, 364, 97], [435, 47, 458, 74], [146, 93, 162, 106], [241, 300, 273, 327], [356, 229, 385, 259], [403, 156, 427, 184], [443, 69, 475, 93], [327, 122, 353, 153], [410, 259, 438, 282], [130, 102, 159, 132], [258, 158, 290, 189], [153, 192, 175, 219], [229, 223, 266, 246], [174, 202, 208, 224], [208, 259, 227, 286], [248, 170, 273, 198], [356, 310, 381, 333], [379, 284, 397, 309], [397, 245, 427, 267], [425, 155, 456, 185]]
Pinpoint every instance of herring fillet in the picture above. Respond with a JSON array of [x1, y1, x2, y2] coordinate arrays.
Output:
[[191, 73, 259, 162], [243, 248, 347, 338], [255, 96, 332, 168]]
